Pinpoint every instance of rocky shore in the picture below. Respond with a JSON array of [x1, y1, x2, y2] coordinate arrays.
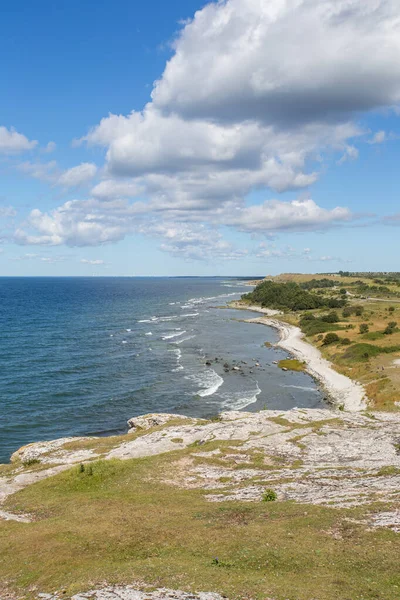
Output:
[[3, 408, 400, 524]]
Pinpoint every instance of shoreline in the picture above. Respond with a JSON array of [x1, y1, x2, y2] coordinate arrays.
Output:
[[229, 301, 367, 412]]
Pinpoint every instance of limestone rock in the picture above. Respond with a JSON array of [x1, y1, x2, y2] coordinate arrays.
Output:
[[127, 413, 192, 432]]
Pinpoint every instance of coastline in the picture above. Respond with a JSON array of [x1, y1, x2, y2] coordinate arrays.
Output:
[[229, 301, 367, 412]]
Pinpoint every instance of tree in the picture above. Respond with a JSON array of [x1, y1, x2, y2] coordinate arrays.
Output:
[[359, 323, 369, 334]]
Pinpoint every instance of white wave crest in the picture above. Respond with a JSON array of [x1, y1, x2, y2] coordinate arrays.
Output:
[[173, 335, 196, 345], [191, 369, 224, 398], [162, 330, 187, 340]]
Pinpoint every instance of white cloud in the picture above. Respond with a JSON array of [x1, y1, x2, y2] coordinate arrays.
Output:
[[337, 145, 359, 165], [225, 199, 352, 233], [152, 0, 400, 125], [18, 0, 400, 256], [43, 141, 56, 153], [18, 160, 59, 182], [14, 199, 136, 247], [369, 130, 386, 144], [0, 126, 37, 154], [58, 162, 97, 188], [80, 258, 106, 265], [0, 206, 17, 218]]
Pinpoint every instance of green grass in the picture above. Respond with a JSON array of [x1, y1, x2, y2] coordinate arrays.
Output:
[[2, 453, 400, 600], [342, 343, 400, 362], [362, 332, 386, 341], [278, 359, 306, 372]]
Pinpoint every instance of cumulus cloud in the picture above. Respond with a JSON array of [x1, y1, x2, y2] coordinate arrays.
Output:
[[224, 199, 352, 233], [58, 162, 97, 188], [14, 193, 356, 259], [17, 0, 400, 257], [14, 199, 135, 247], [0, 126, 37, 154], [152, 0, 400, 125]]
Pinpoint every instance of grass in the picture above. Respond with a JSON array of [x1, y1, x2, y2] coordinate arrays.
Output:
[[278, 359, 305, 371], [1, 453, 400, 600]]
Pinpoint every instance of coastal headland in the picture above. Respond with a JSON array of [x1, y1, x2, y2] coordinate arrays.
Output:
[[2, 273, 400, 600], [1, 407, 400, 599]]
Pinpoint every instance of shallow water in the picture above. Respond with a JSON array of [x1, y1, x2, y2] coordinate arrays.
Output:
[[0, 277, 323, 462]]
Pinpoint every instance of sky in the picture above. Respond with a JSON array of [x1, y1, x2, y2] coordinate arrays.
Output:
[[1, 0, 400, 277]]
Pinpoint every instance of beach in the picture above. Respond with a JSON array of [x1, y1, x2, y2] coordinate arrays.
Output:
[[230, 302, 367, 412]]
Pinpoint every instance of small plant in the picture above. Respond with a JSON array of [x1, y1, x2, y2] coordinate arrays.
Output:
[[359, 323, 369, 334], [22, 458, 41, 467], [341, 338, 351, 345], [262, 489, 277, 502], [389, 306, 395, 313], [79, 464, 85, 473], [87, 465, 93, 476]]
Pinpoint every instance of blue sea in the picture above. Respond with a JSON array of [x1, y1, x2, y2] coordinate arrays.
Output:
[[0, 277, 323, 463]]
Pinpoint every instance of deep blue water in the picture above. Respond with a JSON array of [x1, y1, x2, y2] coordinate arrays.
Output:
[[0, 277, 323, 463]]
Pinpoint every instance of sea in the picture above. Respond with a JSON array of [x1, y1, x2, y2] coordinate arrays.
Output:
[[0, 277, 324, 463]]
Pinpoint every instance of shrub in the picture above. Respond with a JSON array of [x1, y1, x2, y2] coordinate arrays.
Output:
[[323, 333, 340, 345], [389, 306, 395, 313], [384, 321, 398, 335], [340, 288, 347, 295], [262, 489, 277, 502], [301, 313, 316, 321], [320, 311, 339, 323], [359, 323, 369, 334], [341, 338, 351, 345]]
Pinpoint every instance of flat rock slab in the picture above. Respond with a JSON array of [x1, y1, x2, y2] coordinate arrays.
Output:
[[43, 587, 228, 600]]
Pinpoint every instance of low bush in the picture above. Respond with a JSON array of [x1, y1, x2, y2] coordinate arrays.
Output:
[[323, 333, 340, 345], [320, 311, 339, 323], [384, 321, 398, 335]]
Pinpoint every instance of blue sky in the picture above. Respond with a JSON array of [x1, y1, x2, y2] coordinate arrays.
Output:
[[1, 0, 400, 276]]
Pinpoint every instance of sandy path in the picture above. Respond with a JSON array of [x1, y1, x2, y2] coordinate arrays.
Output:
[[233, 304, 367, 412]]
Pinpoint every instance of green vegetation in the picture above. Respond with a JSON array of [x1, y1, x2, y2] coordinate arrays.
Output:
[[299, 278, 335, 290], [299, 314, 343, 336], [262, 489, 277, 502], [359, 323, 369, 334], [2, 453, 400, 600], [384, 321, 398, 335], [323, 333, 340, 346], [342, 343, 400, 362], [278, 359, 305, 371], [242, 280, 346, 311]]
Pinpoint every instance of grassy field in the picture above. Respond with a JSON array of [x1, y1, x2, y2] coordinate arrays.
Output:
[[257, 274, 400, 410], [1, 448, 400, 600]]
